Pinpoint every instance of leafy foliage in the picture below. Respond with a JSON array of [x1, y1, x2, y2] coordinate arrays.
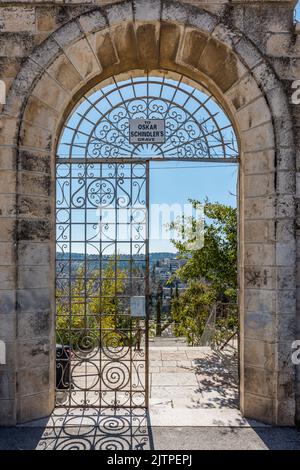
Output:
[[169, 199, 238, 344], [56, 260, 126, 350]]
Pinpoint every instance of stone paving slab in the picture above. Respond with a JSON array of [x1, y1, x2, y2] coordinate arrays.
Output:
[[151, 372, 198, 387]]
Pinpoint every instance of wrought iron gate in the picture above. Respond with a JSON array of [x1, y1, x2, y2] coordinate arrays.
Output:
[[55, 71, 238, 408], [56, 161, 149, 407]]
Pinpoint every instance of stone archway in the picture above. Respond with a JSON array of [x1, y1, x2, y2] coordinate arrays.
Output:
[[0, 0, 296, 425]]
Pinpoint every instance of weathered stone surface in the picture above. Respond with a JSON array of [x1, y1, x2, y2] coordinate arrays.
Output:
[[0, 0, 299, 428]]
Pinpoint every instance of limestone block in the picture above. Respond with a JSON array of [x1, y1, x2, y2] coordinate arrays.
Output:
[[18, 266, 50, 289], [0, 194, 17, 217], [64, 37, 100, 80], [188, 5, 218, 34], [0, 372, 15, 400], [0, 32, 36, 58], [179, 28, 208, 70], [17, 288, 52, 313], [226, 74, 262, 111], [233, 37, 262, 70], [277, 147, 294, 172], [0, 117, 18, 146], [19, 123, 52, 151], [277, 313, 296, 341], [78, 9, 107, 34], [266, 32, 292, 58], [18, 242, 50, 266], [109, 23, 138, 69], [245, 289, 275, 314], [244, 219, 275, 243], [33, 76, 69, 116], [236, 97, 271, 132], [10, 58, 42, 99], [47, 54, 82, 92], [52, 20, 83, 50], [105, 0, 134, 25], [88, 30, 119, 70], [17, 366, 50, 396], [244, 173, 274, 198], [243, 392, 274, 424], [244, 311, 276, 342], [161, 0, 188, 24], [19, 172, 51, 197], [276, 195, 295, 219], [197, 38, 247, 93], [243, 149, 275, 175], [18, 340, 51, 369], [0, 290, 15, 315], [18, 390, 53, 424], [18, 150, 50, 175], [0, 266, 15, 290], [277, 171, 295, 195], [0, 170, 16, 194], [19, 196, 50, 219], [18, 310, 51, 340], [277, 344, 296, 376], [134, 0, 161, 22], [0, 147, 17, 171], [29, 36, 61, 70], [276, 398, 296, 426], [252, 62, 279, 93], [0, 313, 16, 341], [23, 96, 58, 131], [17, 220, 51, 242], [159, 21, 182, 69], [0, 218, 16, 242], [244, 266, 276, 290], [277, 287, 296, 312], [0, 399, 15, 426], [135, 23, 160, 69], [244, 339, 276, 370], [244, 366, 275, 397], [244, 196, 275, 220], [278, 267, 296, 290], [242, 122, 274, 153], [0, 242, 15, 266], [0, 7, 35, 33], [244, 243, 275, 267]]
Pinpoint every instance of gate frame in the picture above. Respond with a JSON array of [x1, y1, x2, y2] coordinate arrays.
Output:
[[0, 0, 296, 425]]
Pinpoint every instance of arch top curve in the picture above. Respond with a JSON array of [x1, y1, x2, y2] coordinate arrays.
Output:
[[57, 71, 239, 162]]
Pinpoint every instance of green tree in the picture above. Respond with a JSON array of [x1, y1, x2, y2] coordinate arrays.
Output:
[[56, 259, 126, 349], [169, 199, 237, 344]]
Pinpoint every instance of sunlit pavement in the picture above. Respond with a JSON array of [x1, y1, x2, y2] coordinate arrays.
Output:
[[1, 344, 300, 450]]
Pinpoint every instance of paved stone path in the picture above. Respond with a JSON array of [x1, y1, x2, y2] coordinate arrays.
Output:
[[2, 343, 299, 450], [149, 343, 239, 425]]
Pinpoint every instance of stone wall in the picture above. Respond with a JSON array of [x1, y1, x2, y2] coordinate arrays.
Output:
[[0, 0, 299, 426]]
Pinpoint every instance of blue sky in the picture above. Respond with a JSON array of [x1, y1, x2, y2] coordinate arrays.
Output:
[[296, 2, 300, 21], [57, 76, 239, 254], [149, 161, 238, 252]]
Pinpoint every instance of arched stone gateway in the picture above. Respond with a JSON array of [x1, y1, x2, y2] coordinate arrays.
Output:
[[0, 0, 298, 426]]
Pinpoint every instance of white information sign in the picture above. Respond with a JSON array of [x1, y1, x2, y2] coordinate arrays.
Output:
[[130, 296, 146, 318], [129, 119, 165, 144]]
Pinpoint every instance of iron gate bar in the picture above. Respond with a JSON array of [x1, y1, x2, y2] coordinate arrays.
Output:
[[56, 157, 240, 163], [55, 71, 239, 410], [56, 160, 149, 408]]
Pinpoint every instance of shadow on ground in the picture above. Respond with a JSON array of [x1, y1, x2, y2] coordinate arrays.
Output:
[[1, 421, 300, 450], [0, 409, 153, 450]]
